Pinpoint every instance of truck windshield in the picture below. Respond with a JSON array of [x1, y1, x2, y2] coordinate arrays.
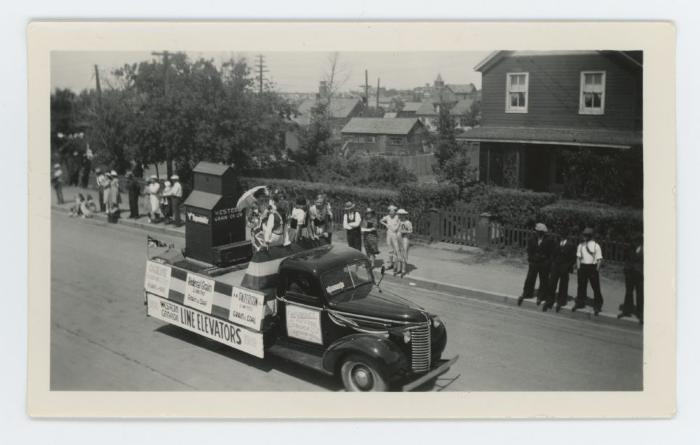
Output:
[[321, 261, 374, 298]]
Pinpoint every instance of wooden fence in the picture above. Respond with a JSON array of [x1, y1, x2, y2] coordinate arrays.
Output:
[[328, 206, 629, 263]]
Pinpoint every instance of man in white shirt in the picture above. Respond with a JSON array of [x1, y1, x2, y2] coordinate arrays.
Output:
[[168, 174, 183, 226], [342, 201, 362, 251], [573, 227, 604, 315]]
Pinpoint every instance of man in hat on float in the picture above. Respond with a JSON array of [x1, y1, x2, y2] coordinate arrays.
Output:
[[343, 201, 363, 251], [573, 227, 605, 315], [518, 222, 555, 307]]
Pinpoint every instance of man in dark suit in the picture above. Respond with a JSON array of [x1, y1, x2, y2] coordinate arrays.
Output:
[[518, 223, 554, 306], [542, 226, 578, 313]]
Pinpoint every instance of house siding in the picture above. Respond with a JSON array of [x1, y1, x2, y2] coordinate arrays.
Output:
[[480, 53, 642, 131]]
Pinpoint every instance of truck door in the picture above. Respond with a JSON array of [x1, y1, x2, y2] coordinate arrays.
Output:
[[279, 270, 328, 348]]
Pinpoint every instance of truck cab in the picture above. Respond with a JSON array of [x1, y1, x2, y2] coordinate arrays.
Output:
[[267, 243, 453, 391]]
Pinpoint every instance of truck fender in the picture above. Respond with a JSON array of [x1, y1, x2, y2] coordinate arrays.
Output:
[[322, 334, 408, 376]]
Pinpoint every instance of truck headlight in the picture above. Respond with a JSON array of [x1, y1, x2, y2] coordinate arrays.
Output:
[[402, 330, 411, 343], [432, 316, 442, 328]]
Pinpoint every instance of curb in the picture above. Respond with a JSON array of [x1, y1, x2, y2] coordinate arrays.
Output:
[[52, 205, 640, 329], [382, 273, 641, 329]]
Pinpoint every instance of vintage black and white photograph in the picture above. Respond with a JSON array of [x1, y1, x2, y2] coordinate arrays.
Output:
[[47, 47, 646, 393]]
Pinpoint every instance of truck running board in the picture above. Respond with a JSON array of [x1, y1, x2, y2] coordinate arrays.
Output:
[[266, 342, 332, 376]]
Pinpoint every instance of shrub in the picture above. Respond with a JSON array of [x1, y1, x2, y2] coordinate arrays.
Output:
[[461, 185, 558, 227], [242, 177, 399, 214], [397, 183, 459, 216], [537, 200, 643, 240]]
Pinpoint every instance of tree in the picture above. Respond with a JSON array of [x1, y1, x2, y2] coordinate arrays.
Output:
[[434, 100, 459, 168], [292, 102, 333, 169], [436, 150, 477, 193]]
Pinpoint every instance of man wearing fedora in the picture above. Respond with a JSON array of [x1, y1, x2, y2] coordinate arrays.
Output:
[[343, 201, 363, 251], [543, 226, 578, 313], [518, 222, 554, 307], [574, 227, 604, 315]]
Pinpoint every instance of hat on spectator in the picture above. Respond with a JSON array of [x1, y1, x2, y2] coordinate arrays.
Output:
[[170, 175, 179, 181], [110, 170, 118, 177], [535, 222, 548, 232], [365, 207, 375, 215], [149, 175, 157, 181], [53, 163, 60, 169], [344, 201, 355, 211], [95, 168, 102, 174], [397, 209, 408, 215], [387, 205, 398, 212], [583, 227, 595, 236]]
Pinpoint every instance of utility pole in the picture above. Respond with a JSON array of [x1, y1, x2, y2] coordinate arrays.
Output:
[[151, 51, 173, 177], [94, 65, 102, 105], [256, 54, 268, 94], [365, 70, 369, 105], [376, 77, 380, 109]]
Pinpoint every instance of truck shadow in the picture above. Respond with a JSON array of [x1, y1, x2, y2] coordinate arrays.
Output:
[[155, 324, 342, 391]]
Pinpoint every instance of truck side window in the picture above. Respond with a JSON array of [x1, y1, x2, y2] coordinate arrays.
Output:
[[285, 271, 320, 306]]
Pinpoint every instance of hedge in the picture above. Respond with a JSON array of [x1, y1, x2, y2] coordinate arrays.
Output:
[[397, 183, 459, 216], [241, 177, 399, 213], [537, 200, 643, 240], [460, 184, 558, 227]]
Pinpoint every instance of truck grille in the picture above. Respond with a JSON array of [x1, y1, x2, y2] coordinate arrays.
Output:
[[410, 324, 431, 372]]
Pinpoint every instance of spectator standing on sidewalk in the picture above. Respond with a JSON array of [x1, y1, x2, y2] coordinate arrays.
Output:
[[169, 175, 183, 226], [146, 175, 163, 223], [361, 208, 380, 267], [543, 226, 578, 313], [80, 146, 93, 188], [343, 201, 363, 251], [618, 233, 644, 324], [126, 172, 141, 219], [288, 197, 307, 243], [395, 209, 413, 277], [310, 194, 333, 243], [160, 180, 172, 222], [573, 227, 604, 315], [107, 170, 121, 223], [518, 223, 554, 307], [95, 168, 108, 212], [380, 205, 401, 270], [52, 163, 65, 204]]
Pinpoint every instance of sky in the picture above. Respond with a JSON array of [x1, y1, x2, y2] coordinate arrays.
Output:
[[51, 51, 488, 94]]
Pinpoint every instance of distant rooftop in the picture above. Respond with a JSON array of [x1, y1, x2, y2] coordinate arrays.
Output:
[[341, 117, 422, 135]]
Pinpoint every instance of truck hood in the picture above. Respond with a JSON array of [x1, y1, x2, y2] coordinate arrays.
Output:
[[327, 284, 428, 325]]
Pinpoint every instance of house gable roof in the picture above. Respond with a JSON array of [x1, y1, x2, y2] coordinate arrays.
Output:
[[341, 117, 422, 135], [474, 50, 643, 72], [294, 97, 363, 125], [401, 102, 422, 113], [446, 83, 476, 95]]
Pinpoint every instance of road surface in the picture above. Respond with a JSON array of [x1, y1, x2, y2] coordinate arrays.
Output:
[[51, 211, 643, 391]]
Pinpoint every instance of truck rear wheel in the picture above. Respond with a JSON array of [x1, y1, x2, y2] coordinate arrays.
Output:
[[340, 354, 388, 392]]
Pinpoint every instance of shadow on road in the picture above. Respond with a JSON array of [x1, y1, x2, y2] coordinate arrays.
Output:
[[155, 324, 342, 391]]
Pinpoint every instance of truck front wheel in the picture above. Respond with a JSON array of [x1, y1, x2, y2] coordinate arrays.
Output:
[[340, 354, 389, 392]]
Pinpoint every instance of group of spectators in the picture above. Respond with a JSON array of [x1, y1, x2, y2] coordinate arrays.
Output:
[[245, 189, 414, 277], [140, 174, 183, 226], [517, 223, 644, 323]]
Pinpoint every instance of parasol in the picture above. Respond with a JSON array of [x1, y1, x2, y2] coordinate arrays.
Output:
[[236, 185, 268, 210]]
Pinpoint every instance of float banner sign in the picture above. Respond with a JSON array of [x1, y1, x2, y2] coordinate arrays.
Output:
[[147, 293, 264, 358], [184, 273, 215, 313], [229, 287, 266, 331], [144, 260, 171, 298], [286, 304, 323, 344]]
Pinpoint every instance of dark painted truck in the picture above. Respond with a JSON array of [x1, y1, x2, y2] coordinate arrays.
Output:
[[144, 161, 457, 391]]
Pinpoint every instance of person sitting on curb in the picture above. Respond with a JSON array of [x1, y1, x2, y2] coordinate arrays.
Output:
[[573, 227, 605, 315], [80, 195, 97, 218], [518, 223, 554, 307], [70, 193, 85, 217]]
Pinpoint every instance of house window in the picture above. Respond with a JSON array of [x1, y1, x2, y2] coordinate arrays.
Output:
[[506, 72, 529, 113], [364, 135, 376, 143], [579, 71, 606, 115], [389, 137, 404, 146]]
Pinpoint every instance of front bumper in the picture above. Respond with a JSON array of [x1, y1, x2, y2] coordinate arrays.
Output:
[[401, 355, 459, 392]]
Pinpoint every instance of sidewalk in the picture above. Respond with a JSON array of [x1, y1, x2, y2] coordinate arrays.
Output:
[[51, 184, 635, 327]]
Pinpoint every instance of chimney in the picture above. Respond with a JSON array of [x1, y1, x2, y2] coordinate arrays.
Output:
[[319, 80, 329, 99]]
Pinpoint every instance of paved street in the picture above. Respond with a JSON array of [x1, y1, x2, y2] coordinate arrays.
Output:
[[51, 211, 643, 391]]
